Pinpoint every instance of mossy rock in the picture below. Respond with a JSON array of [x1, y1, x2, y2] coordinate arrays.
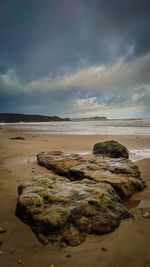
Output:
[[93, 140, 129, 158]]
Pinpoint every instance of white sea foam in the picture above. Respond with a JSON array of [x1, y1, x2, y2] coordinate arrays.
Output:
[[1, 119, 150, 135], [77, 149, 150, 162], [129, 149, 150, 162]]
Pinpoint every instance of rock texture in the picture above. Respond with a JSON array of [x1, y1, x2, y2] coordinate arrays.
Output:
[[70, 157, 144, 199], [37, 151, 84, 176], [16, 141, 145, 247], [16, 174, 129, 247], [93, 140, 129, 158]]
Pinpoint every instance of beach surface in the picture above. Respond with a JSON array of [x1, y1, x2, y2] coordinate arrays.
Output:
[[0, 126, 150, 267]]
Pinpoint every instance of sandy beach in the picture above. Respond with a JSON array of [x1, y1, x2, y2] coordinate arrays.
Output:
[[0, 127, 150, 267]]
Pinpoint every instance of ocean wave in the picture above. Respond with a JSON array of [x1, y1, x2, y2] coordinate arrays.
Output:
[[1, 120, 150, 135]]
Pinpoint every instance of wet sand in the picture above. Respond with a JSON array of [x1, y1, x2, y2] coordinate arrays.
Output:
[[0, 127, 150, 267]]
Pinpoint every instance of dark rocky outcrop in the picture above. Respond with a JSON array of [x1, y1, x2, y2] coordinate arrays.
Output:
[[16, 141, 145, 247], [93, 140, 129, 158], [0, 113, 70, 123], [10, 137, 25, 140]]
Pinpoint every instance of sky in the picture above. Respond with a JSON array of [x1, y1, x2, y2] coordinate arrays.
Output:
[[0, 0, 150, 119]]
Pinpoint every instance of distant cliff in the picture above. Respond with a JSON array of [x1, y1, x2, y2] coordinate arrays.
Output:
[[72, 116, 107, 121], [0, 113, 70, 123]]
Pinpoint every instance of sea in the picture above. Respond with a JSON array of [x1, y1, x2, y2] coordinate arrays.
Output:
[[1, 118, 150, 135], [1, 118, 150, 161]]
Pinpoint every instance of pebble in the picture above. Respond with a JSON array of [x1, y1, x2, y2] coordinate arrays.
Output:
[[101, 247, 108, 252], [0, 250, 3, 255], [9, 250, 15, 254], [142, 211, 150, 218], [66, 254, 71, 258], [0, 227, 6, 233], [17, 259, 22, 264]]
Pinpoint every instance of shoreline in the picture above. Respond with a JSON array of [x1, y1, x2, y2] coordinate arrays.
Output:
[[1, 118, 150, 136], [0, 128, 150, 266]]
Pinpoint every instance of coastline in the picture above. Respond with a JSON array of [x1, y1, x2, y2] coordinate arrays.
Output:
[[0, 127, 150, 267]]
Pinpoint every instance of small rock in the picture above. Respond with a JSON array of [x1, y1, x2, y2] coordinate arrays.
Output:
[[93, 140, 129, 158], [9, 250, 15, 254], [10, 137, 25, 140], [0, 227, 6, 233], [142, 212, 150, 218], [17, 259, 22, 264], [101, 247, 108, 252], [66, 254, 71, 258], [0, 250, 3, 255]]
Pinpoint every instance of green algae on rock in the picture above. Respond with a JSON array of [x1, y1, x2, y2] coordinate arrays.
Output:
[[93, 140, 129, 158]]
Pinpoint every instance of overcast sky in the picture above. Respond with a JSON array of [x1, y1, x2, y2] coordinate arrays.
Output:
[[0, 0, 150, 118]]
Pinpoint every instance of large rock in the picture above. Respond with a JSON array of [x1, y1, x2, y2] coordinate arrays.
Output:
[[93, 140, 129, 158], [37, 150, 145, 199], [16, 143, 145, 247], [70, 157, 145, 199], [16, 174, 129, 247], [37, 151, 84, 176]]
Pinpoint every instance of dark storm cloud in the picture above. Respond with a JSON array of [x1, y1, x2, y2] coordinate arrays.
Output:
[[0, 0, 150, 78], [0, 0, 84, 79], [0, 84, 79, 115], [0, 0, 150, 118], [78, 0, 150, 63]]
